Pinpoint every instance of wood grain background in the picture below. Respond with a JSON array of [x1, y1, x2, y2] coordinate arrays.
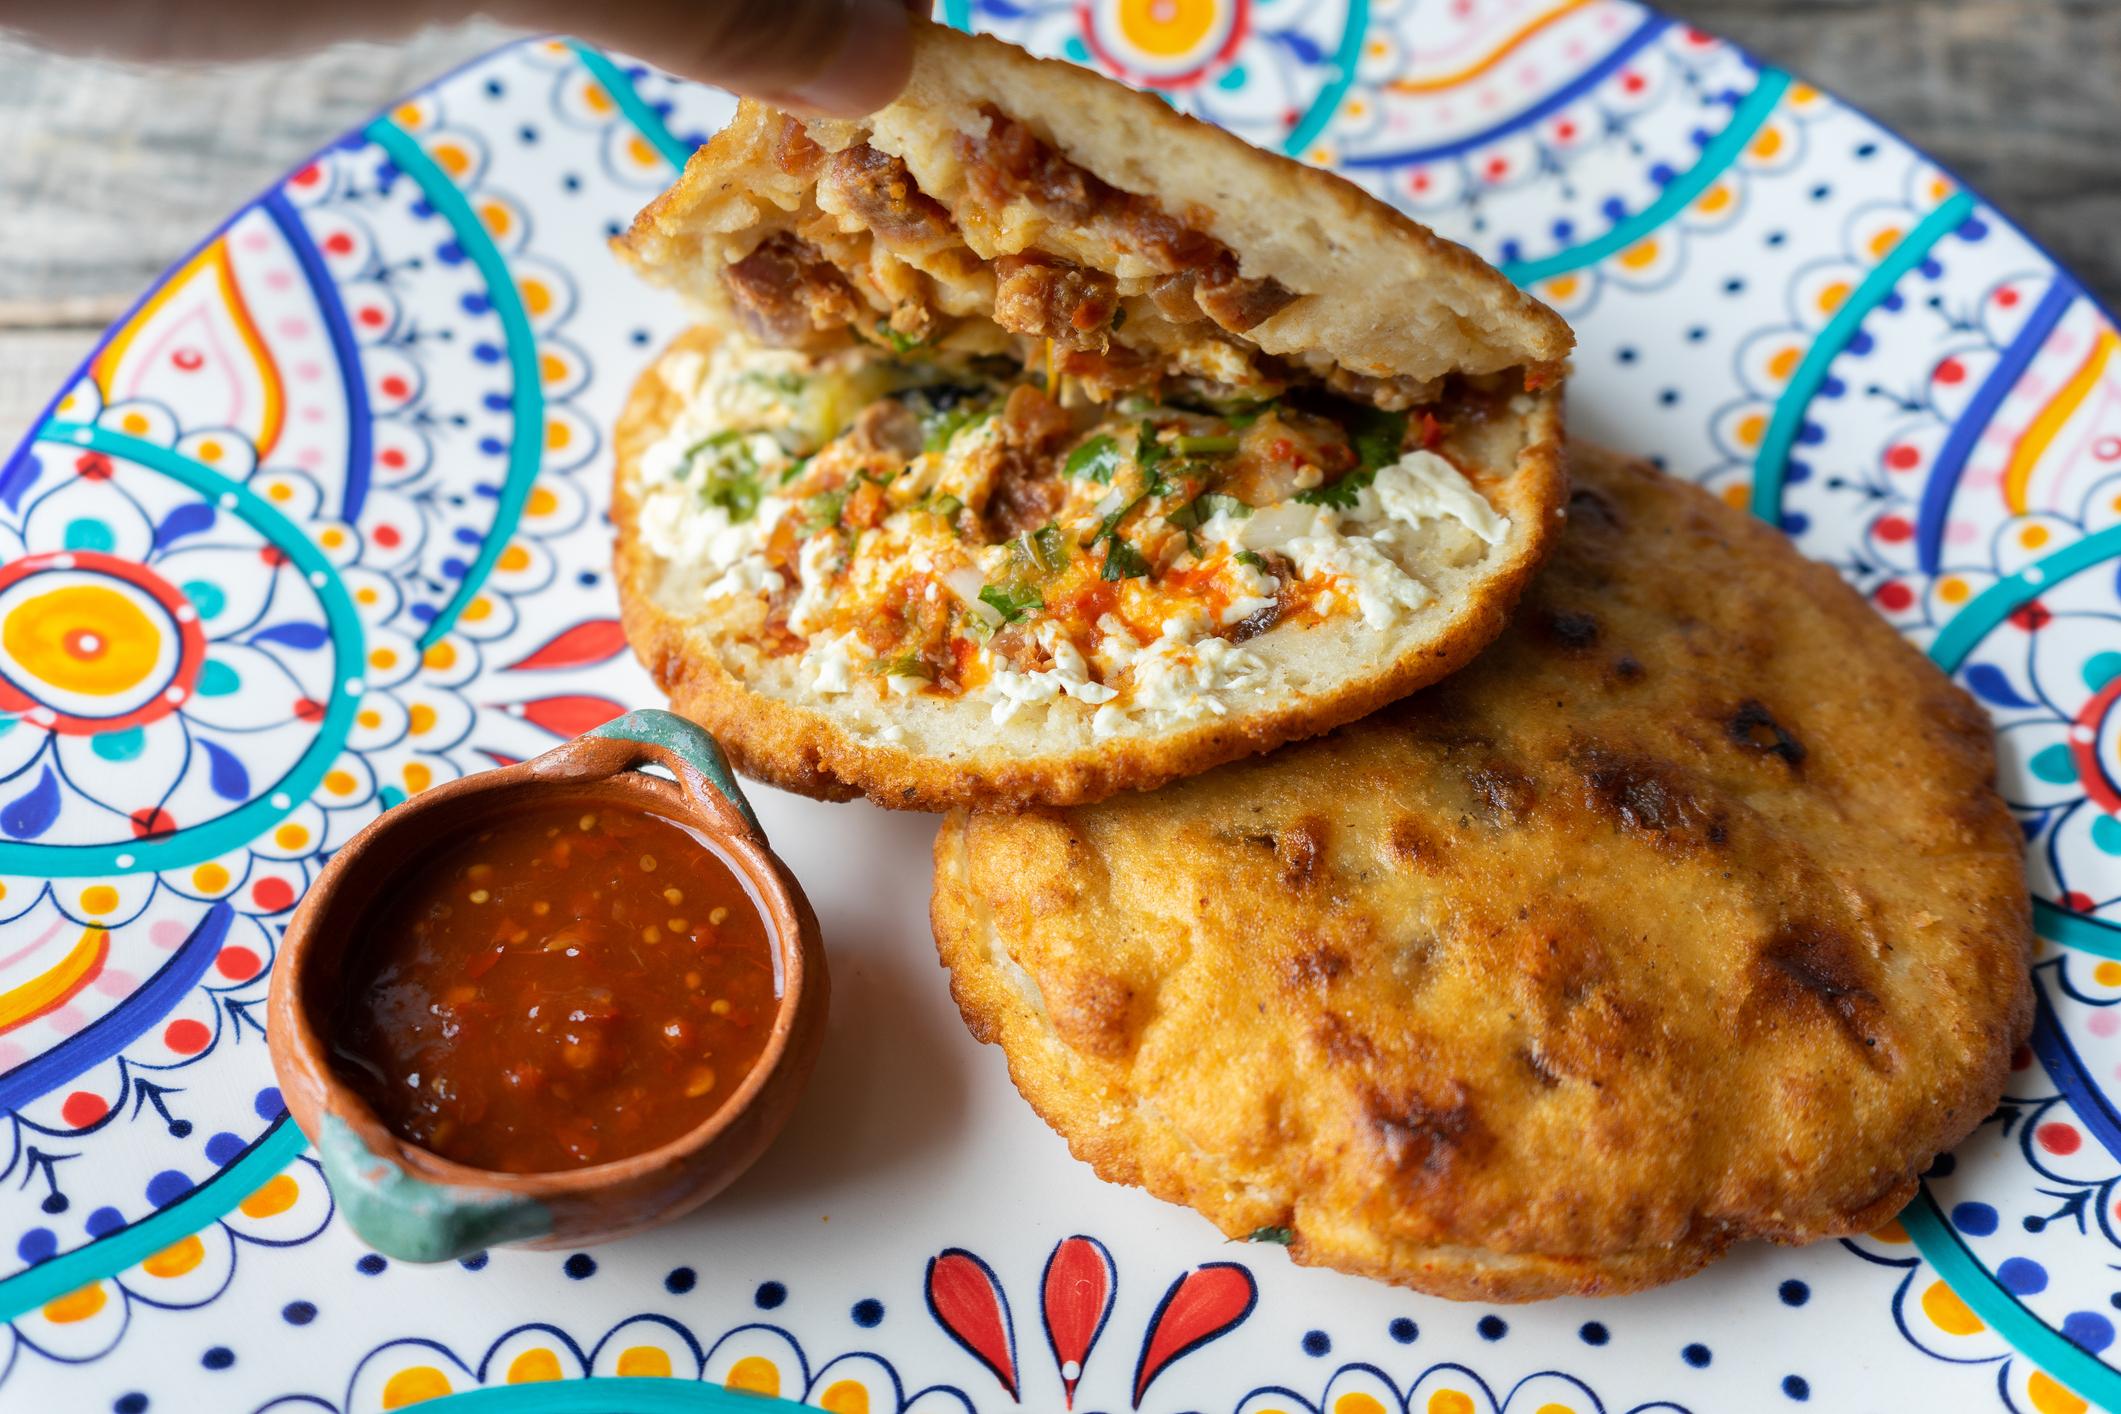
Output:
[[3, 1, 2116, 440]]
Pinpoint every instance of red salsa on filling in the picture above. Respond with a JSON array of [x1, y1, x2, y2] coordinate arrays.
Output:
[[331, 799, 779, 1173]]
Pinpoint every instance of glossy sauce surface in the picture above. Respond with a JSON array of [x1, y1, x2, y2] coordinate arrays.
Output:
[[332, 799, 778, 1173]]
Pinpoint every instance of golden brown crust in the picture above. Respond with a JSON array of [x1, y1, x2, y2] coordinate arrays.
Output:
[[612, 328, 1569, 810], [930, 443, 2035, 1301]]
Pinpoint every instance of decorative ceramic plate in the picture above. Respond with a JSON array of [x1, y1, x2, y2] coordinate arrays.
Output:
[[3, 3, 2119, 1410]]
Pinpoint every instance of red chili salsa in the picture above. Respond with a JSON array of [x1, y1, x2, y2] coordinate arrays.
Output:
[[331, 798, 779, 1173]]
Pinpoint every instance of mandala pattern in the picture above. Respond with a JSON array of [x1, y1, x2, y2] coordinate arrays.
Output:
[[1, 5, 2119, 1410]]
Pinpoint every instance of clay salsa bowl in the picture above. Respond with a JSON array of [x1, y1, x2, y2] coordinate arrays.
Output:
[[266, 709, 827, 1262]]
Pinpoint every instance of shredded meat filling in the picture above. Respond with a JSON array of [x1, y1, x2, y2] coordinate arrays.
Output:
[[819, 143, 958, 249], [992, 254, 1119, 346], [981, 384, 1073, 540], [771, 114, 825, 178], [1194, 262, 1299, 332], [960, 109, 1295, 332], [723, 232, 862, 347]]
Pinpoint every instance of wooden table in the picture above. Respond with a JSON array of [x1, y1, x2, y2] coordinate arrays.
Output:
[[3, 2, 2117, 441]]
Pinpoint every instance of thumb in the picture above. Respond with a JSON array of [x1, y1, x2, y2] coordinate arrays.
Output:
[[493, 0, 923, 117]]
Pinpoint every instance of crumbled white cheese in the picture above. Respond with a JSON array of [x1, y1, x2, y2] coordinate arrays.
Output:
[[1228, 555, 1281, 600], [1368, 449, 1509, 545], [1195, 507, 1251, 554], [804, 632, 863, 695], [637, 342, 806, 484], [987, 665, 1062, 724], [639, 487, 790, 605], [787, 533, 844, 636], [704, 554, 786, 601], [1220, 596, 1278, 626], [1092, 614, 1146, 677], [1284, 529, 1433, 628], [984, 624, 1117, 724], [1128, 632, 1268, 725], [1040, 623, 1117, 705], [700, 345, 810, 429]]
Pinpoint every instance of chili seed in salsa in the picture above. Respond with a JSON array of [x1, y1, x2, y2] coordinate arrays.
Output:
[[331, 799, 778, 1173]]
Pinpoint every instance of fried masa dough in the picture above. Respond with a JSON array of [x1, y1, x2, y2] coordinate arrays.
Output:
[[609, 23, 1571, 811], [931, 444, 2034, 1301]]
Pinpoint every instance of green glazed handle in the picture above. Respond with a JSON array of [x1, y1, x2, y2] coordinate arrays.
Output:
[[317, 1115, 551, 1263], [527, 708, 765, 842], [587, 708, 763, 838]]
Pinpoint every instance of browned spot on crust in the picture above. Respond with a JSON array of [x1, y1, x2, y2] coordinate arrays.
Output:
[[1541, 609, 1601, 650], [1575, 749, 1727, 850], [1313, 1012, 1377, 1065], [1520, 1045, 1563, 1088], [1566, 484, 1621, 531], [1728, 699, 1806, 770], [1281, 944, 1348, 991], [1364, 1082, 1485, 1186], [1753, 922, 1890, 1066], [1387, 814, 1445, 867], [1612, 654, 1645, 682], [1045, 969, 1140, 1060], [1463, 762, 1536, 824], [1276, 818, 1327, 889]]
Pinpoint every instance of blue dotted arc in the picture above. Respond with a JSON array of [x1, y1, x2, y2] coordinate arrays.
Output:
[[362, 116, 545, 652]]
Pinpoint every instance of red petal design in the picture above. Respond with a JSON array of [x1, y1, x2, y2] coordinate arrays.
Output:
[[1131, 1263, 1257, 1408], [1042, 1235, 1115, 1409], [512, 694, 624, 738], [505, 618, 628, 672], [926, 1248, 1018, 1399]]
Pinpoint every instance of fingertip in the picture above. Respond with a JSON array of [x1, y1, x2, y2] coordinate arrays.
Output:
[[775, 0, 916, 116]]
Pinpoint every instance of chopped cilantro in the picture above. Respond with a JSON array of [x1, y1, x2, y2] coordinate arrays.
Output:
[[925, 492, 964, 522], [1248, 1226, 1295, 1246], [869, 653, 931, 678], [778, 455, 812, 486], [701, 465, 762, 522], [1351, 406, 1410, 471], [1100, 537, 1150, 581], [1065, 434, 1122, 483], [1297, 407, 1409, 509], [978, 582, 1043, 623], [1234, 550, 1269, 573], [682, 433, 765, 522], [1135, 420, 1171, 477], [1082, 492, 1144, 549], [874, 318, 925, 354], [1295, 475, 1367, 512], [743, 370, 805, 396], [802, 488, 848, 534], [1173, 433, 1239, 456], [922, 403, 995, 453]]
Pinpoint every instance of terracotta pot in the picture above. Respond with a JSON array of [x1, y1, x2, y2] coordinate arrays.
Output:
[[266, 709, 827, 1262]]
